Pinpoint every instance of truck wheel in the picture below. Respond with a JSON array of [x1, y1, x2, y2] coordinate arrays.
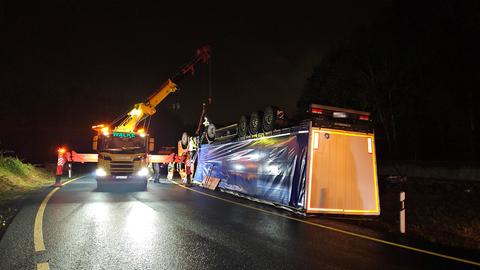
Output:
[[262, 106, 276, 132], [249, 111, 262, 135], [181, 132, 189, 149], [206, 123, 216, 143], [237, 115, 248, 137]]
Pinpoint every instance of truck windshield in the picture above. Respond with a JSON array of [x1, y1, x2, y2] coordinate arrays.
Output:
[[100, 136, 147, 154]]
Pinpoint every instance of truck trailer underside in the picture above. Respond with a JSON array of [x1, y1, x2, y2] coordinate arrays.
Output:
[[194, 123, 380, 215]]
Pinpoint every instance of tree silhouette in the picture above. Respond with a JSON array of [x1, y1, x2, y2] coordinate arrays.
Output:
[[298, 0, 480, 161]]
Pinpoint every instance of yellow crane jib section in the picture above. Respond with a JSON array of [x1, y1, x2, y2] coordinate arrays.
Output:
[[114, 79, 178, 132]]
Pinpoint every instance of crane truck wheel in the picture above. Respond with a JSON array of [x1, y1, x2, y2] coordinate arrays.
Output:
[[262, 106, 276, 132], [181, 132, 189, 149], [237, 115, 249, 137], [249, 111, 263, 135], [206, 123, 216, 143]]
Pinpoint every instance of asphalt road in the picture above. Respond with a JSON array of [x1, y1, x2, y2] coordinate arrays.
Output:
[[0, 175, 477, 270]]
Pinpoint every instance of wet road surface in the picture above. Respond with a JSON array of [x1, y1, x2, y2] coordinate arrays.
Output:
[[0, 175, 478, 269]]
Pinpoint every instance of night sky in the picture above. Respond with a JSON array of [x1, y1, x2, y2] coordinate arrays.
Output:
[[1, 1, 391, 162]]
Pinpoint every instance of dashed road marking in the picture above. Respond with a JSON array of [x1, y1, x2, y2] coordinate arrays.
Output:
[[36, 262, 49, 270]]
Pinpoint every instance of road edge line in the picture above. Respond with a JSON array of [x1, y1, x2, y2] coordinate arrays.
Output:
[[171, 180, 480, 267], [34, 175, 85, 252]]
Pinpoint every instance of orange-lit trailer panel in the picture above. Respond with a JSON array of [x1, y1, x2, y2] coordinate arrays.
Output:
[[306, 128, 380, 215]]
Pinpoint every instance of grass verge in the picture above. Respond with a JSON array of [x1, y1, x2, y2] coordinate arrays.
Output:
[[0, 157, 52, 200], [375, 176, 480, 251], [0, 156, 53, 239]]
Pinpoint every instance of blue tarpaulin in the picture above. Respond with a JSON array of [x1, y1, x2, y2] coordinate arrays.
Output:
[[194, 132, 309, 209]]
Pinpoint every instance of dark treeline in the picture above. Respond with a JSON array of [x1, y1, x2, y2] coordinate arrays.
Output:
[[297, 0, 480, 161]]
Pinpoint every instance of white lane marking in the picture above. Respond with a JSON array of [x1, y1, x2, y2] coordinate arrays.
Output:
[[171, 180, 480, 267]]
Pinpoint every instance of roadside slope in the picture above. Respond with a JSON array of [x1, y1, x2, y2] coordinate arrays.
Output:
[[0, 157, 52, 199], [0, 157, 53, 239]]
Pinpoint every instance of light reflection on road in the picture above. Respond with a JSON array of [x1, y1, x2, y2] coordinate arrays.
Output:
[[80, 196, 165, 268], [85, 202, 110, 223], [125, 202, 157, 244]]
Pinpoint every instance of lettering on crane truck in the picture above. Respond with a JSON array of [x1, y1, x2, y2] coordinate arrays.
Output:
[[112, 132, 136, 138]]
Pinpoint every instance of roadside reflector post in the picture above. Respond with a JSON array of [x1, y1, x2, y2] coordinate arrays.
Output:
[[68, 163, 72, 179], [400, 191, 406, 234]]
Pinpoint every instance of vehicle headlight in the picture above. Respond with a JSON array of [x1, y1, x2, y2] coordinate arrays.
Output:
[[137, 167, 149, 176], [96, 168, 107, 177]]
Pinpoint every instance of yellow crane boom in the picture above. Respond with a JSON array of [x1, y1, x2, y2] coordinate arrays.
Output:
[[113, 46, 211, 132]]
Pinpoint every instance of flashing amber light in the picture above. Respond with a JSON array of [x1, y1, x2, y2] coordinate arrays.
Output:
[[129, 108, 142, 117], [359, 115, 369, 121], [101, 126, 110, 136], [311, 107, 324, 114], [137, 128, 146, 137], [58, 147, 66, 154]]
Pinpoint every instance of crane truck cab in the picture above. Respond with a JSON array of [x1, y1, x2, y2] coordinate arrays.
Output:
[[92, 127, 154, 191]]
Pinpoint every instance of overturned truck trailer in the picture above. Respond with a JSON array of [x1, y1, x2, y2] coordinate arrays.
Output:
[[194, 104, 380, 215]]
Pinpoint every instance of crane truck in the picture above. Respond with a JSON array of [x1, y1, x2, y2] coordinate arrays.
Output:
[[91, 46, 210, 190]]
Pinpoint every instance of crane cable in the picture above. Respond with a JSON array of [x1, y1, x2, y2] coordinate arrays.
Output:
[[110, 109, 130, 127], [145, 115, 151, 133], [194, 55, 213, 136], [208, 54, 212, 105]]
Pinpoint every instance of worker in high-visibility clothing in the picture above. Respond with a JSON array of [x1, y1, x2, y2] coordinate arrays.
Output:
[[166, 153, 176, 180], [185, 151, 192, 187], [54, 148, 71, 187], [152, 162, 161, 183]]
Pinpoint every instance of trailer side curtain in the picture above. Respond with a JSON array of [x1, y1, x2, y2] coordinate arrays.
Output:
[[194, 133, 308, 209]]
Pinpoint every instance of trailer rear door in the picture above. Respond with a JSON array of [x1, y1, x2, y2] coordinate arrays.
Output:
[[306, 128, 380, 215]]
